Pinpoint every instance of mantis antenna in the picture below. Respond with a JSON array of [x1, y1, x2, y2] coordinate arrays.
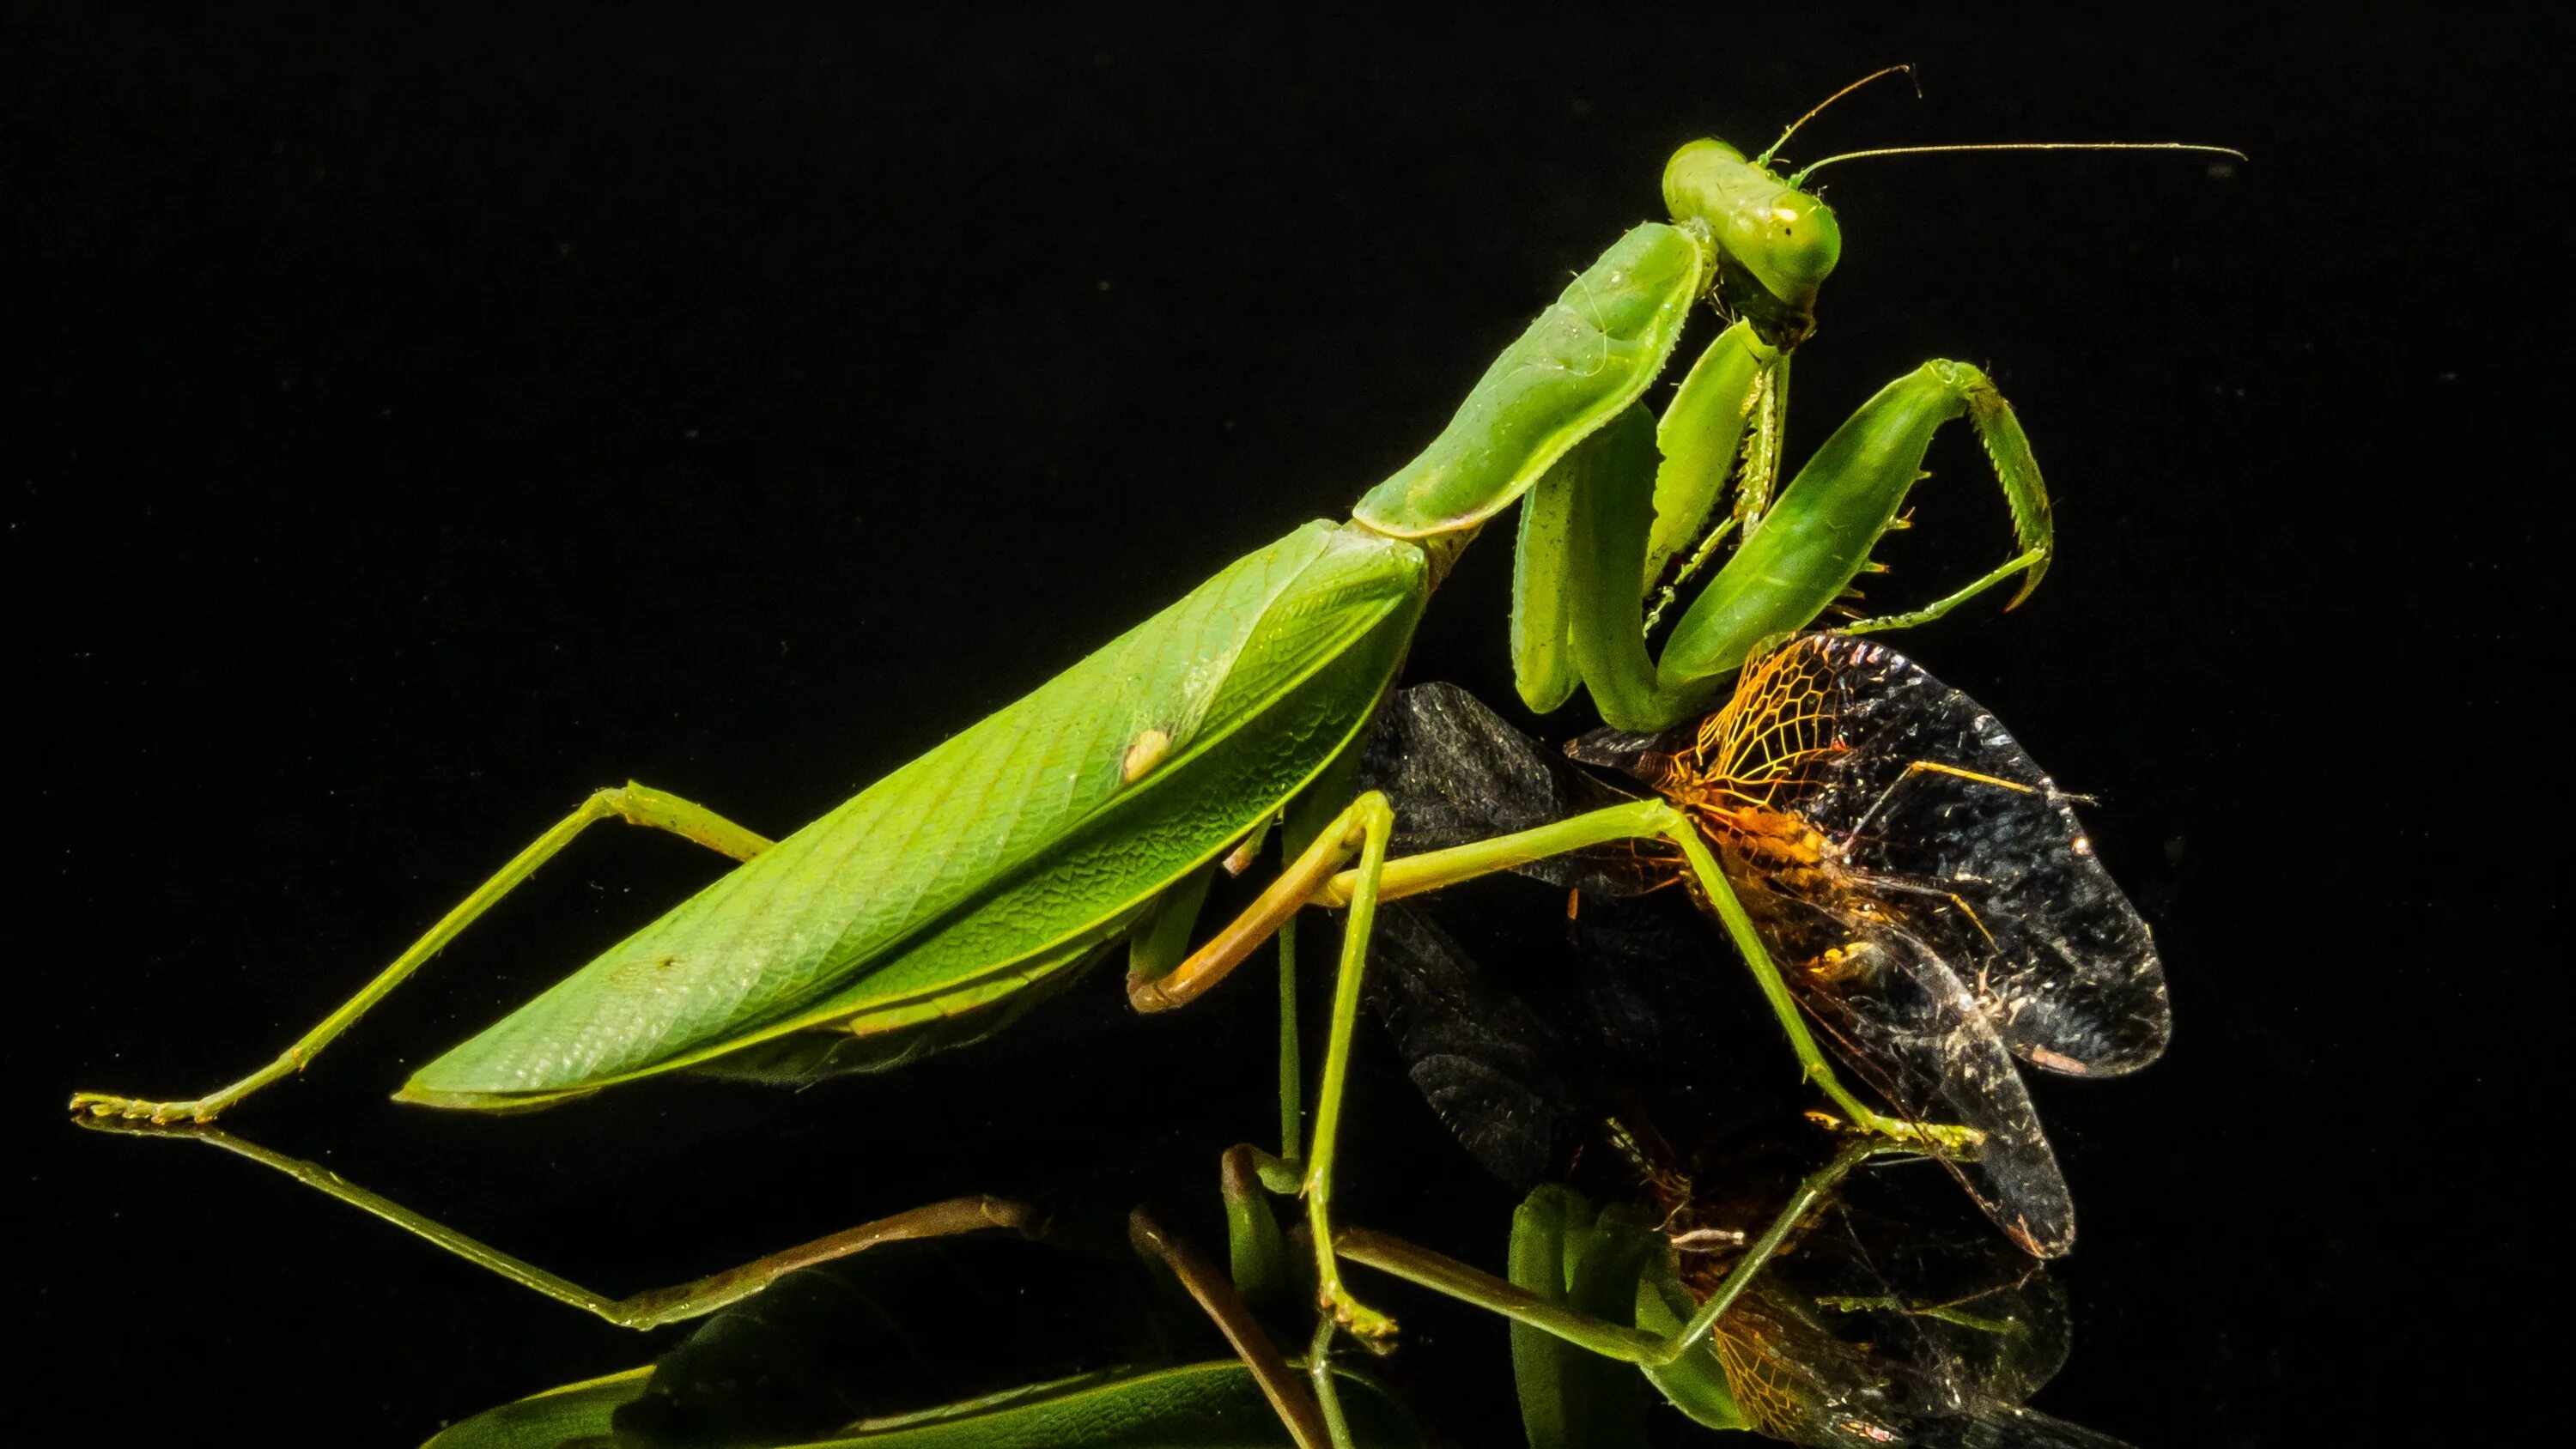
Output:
[[1787, 140, 2249, 187], [1754, 64, 1921, 168]]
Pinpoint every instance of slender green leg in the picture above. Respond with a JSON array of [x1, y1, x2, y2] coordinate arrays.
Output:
[[1333, 1138, 1900, 1373], [1307, 1316, 1358, 1449], [1300, 792, 1397, 1342], [1311, 800, 1961, 1147], [75, 1116, 1027, 1328], [1278, 916, 1303, 1161], [1656, 1137, 1881, 1359], [1127, 793, 1402, 1342], [1129, 1208, 1332, 1449], [1127, 796, 1380, 1014], [72, 783, 773, 1124], [1335, 1225, 1662, 1362]]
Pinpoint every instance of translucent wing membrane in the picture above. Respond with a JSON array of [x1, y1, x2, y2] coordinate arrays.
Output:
[[1374, 642, 2165, 1256], [1748, 891, 2073, 1257], [1360, 676, 2133, 1439], [1789, 635, 2168, 1076], [1718, 1291, 2127, 1449], [1692, 1179, 2127, 1449], [1574, 634, 2167, 1080]]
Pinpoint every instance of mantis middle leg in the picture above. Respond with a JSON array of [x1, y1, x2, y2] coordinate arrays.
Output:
[[1124, 789, 1946, 1349], [1331, 1136, 1895, 1370], [1309, 799, 1959, 1149], [1127, 791, 1400, 1344]]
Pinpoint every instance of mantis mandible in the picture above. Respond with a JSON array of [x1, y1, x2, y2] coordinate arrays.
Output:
[[72, 78, 2237, 1352]]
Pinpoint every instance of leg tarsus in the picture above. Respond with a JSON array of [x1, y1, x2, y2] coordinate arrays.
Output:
[[1839, 544, 2045, 637]]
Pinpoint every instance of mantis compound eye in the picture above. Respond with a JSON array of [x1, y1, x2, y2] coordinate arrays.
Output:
[[1663, 139, 1841, 347], [1730, 189, 1841, 312]]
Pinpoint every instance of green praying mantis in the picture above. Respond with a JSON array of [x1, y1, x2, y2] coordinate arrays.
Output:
[[71, 72, 2237, 1393]]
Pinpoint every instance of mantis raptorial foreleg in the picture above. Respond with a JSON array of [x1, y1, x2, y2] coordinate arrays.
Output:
[[1513, 358, 2052, 734], [72, 783, 774, 1125]]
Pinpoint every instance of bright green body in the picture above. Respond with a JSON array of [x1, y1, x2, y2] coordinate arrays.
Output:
[[405, 520, 1425, 1104], [405, 167, 2041, 1100], [75, 130, 2069, 1440]]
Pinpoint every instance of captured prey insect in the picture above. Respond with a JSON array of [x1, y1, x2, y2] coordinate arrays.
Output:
[[1356, 639, 2167, 1257], [1340, 1143, 2135, 1449], [73, 81, 2230, 1368], [1327, 671, 2158, 1443]]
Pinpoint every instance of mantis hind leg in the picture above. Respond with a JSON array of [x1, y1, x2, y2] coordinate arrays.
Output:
[[70, 782, 773, 1124], [76, 1116, 1030, 1329]]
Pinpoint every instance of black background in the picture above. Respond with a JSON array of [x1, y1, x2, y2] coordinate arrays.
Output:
[[8, 11, 2562, 1446]]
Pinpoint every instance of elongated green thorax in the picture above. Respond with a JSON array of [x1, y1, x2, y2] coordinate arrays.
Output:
[[1352, 222, 1702, 539]]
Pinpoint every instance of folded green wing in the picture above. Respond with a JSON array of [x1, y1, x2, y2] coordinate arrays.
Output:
[[404, 520, 1424, 1104]]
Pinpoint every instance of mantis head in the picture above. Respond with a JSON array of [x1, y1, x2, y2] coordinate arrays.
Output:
[[1663, 138, 1840, 351]]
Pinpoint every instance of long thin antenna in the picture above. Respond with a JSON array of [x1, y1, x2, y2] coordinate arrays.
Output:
[[1787, 141, 2246, 187], [1754, 64, 1919, 167]]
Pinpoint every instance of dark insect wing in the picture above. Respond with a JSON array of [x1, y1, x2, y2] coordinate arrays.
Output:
[[1363, 685, 1795, 1185], [1362, 681, 1657, 894], [1368, 886, 1793, 1190], [1796, 1182, 2075, 1415], [1752, 888, 2075, 1258], [1801, 636, 2169, 1077], [1717, 1197, 2128, 1449], [1717, 1288, 2127, 1449], [1361, 682, 1646, 1185], [1368, 903, 1598, 1189], [1367, 680, 2072, 1253]]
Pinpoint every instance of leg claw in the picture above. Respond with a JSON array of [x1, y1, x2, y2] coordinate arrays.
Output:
[[1326, 1292, 1400, 1351], [68, 1091, 212, 1125]]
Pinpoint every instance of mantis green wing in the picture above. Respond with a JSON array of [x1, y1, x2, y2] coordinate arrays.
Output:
[[404, 520, 1425, 1106], [422, 1362, 1422, 1449]]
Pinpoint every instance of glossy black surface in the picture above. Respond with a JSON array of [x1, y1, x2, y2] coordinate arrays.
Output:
[[10, 13, 2553, 1446]]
